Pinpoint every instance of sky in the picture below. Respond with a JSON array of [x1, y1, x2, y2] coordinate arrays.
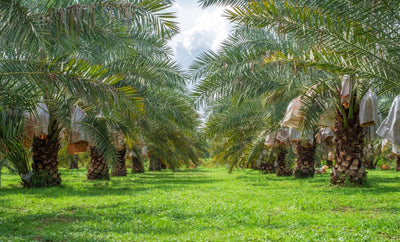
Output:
[[169, 0, 231, 69]]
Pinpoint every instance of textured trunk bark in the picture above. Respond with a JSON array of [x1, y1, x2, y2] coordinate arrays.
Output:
[[276, 145, 292, 176], [30, 133, 61, 188], [255, 150, 275, 173], [132, 156, 144, 173], [363, 144, 378, 169], [69, 155, 79, 169], [364, 157, 376, 169], [397, 157, 400, 172], [326, 160, 333, 168], [262, 150, 276, 174], [330, 108, 367, 185], [87, 147, 110, 180], [252, 162, 261, 170], [149, 158, 166, 171], [111, 148, 127, 177], [261, 160, 275, 174], [294, 143, 316, 178]]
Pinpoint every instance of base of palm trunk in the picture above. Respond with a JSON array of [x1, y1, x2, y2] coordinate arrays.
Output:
[[364, 158, 376, 169], [397, 157, 400, 172], [252, 161, 267, 171], [252, 162, 262, 170], [69, 155, 79, 169], [132, 157, 144, 173], [87, 147, 109, 180], [260, 161, 275, 174], [294, 143, 315, 178], [330, 110, 367, 185], [111, 148, 127, 177], [29, 135, 61, 188], [149, 158, 166, 171], [276, 145, 292, 176]]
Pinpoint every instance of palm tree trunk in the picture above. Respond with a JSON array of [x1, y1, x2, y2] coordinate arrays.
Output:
[[364, 157, 376, 169], [276, 145, 292, 176], [252, 161, 262, 170], [330, 109, 367, 185], [111, 148, 127, 177], [87, 147, 109, 180], [30, 133, 61, 188], [260, 151, 276, 174], [294, 143, 316, 178], [149, 158, 166, 171], [69, 155, 79, 169], [261, 160, 275, 174], [132, 156, 144, 173], [326, 160, 333, 168], [396, 157, 400, 172], [363, 144, 378, 169]]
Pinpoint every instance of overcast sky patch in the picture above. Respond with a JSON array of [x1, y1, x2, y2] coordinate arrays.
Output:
[[169, 1, 231, 69]]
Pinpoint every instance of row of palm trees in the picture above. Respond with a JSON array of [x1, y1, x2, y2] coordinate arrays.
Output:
[[193, 0, 400, 185], [0, 0, 206, 187], [2, 0, 399, 188]]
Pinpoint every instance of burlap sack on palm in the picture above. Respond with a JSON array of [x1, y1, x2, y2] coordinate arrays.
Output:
[[281, 97, 305, 128], [276, 128, 289, 145], [23, 103, 50, 148], [68, 106, 89, 154], [318, 103, 336, 127], [376, 95, 400, 145], [340, 75, 351, 109], [376, 95, 400, 156], [289, 128, 300, 143], [360, 90, 379, 127], [265, 132, 278, 147]]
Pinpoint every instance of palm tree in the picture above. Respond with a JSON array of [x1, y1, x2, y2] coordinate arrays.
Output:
[[0, 56, 137, 187], [204, 97, 271, 172], [191, 24, 326, 177], [201, 0, 400, 185], [0, 0, 186, 186]]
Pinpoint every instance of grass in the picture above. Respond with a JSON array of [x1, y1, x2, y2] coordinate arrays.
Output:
[[0, 168, 399, 241]]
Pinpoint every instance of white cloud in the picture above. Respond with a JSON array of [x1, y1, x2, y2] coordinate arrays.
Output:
[[169, 1, 230, 58]]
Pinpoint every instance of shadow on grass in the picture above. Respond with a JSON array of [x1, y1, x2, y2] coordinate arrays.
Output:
[[0, 201, 277, 240], [233, 170, 400, 195], [317, 176, 400, 196], [173, 168, 212, 173], [0, 172, 220, 199], [235, 172, 330, 182], [1, 168, 398, 199]]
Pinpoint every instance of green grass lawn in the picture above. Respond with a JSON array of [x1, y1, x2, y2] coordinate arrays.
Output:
[[0, 168, 399, 241]]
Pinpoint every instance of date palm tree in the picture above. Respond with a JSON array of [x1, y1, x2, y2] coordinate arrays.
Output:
[[224, 0, 400, 185], [200, 0, 400, 185], [82, 113, 135, 180], [205, 97, 271, 172], [191, 24, 325, 176], [0, 0, 181, 187]]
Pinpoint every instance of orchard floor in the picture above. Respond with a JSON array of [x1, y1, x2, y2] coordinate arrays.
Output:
[[0, 168, 399, 241]]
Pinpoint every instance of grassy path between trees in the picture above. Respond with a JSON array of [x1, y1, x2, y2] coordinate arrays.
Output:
[[0, 168, 399, 241]]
